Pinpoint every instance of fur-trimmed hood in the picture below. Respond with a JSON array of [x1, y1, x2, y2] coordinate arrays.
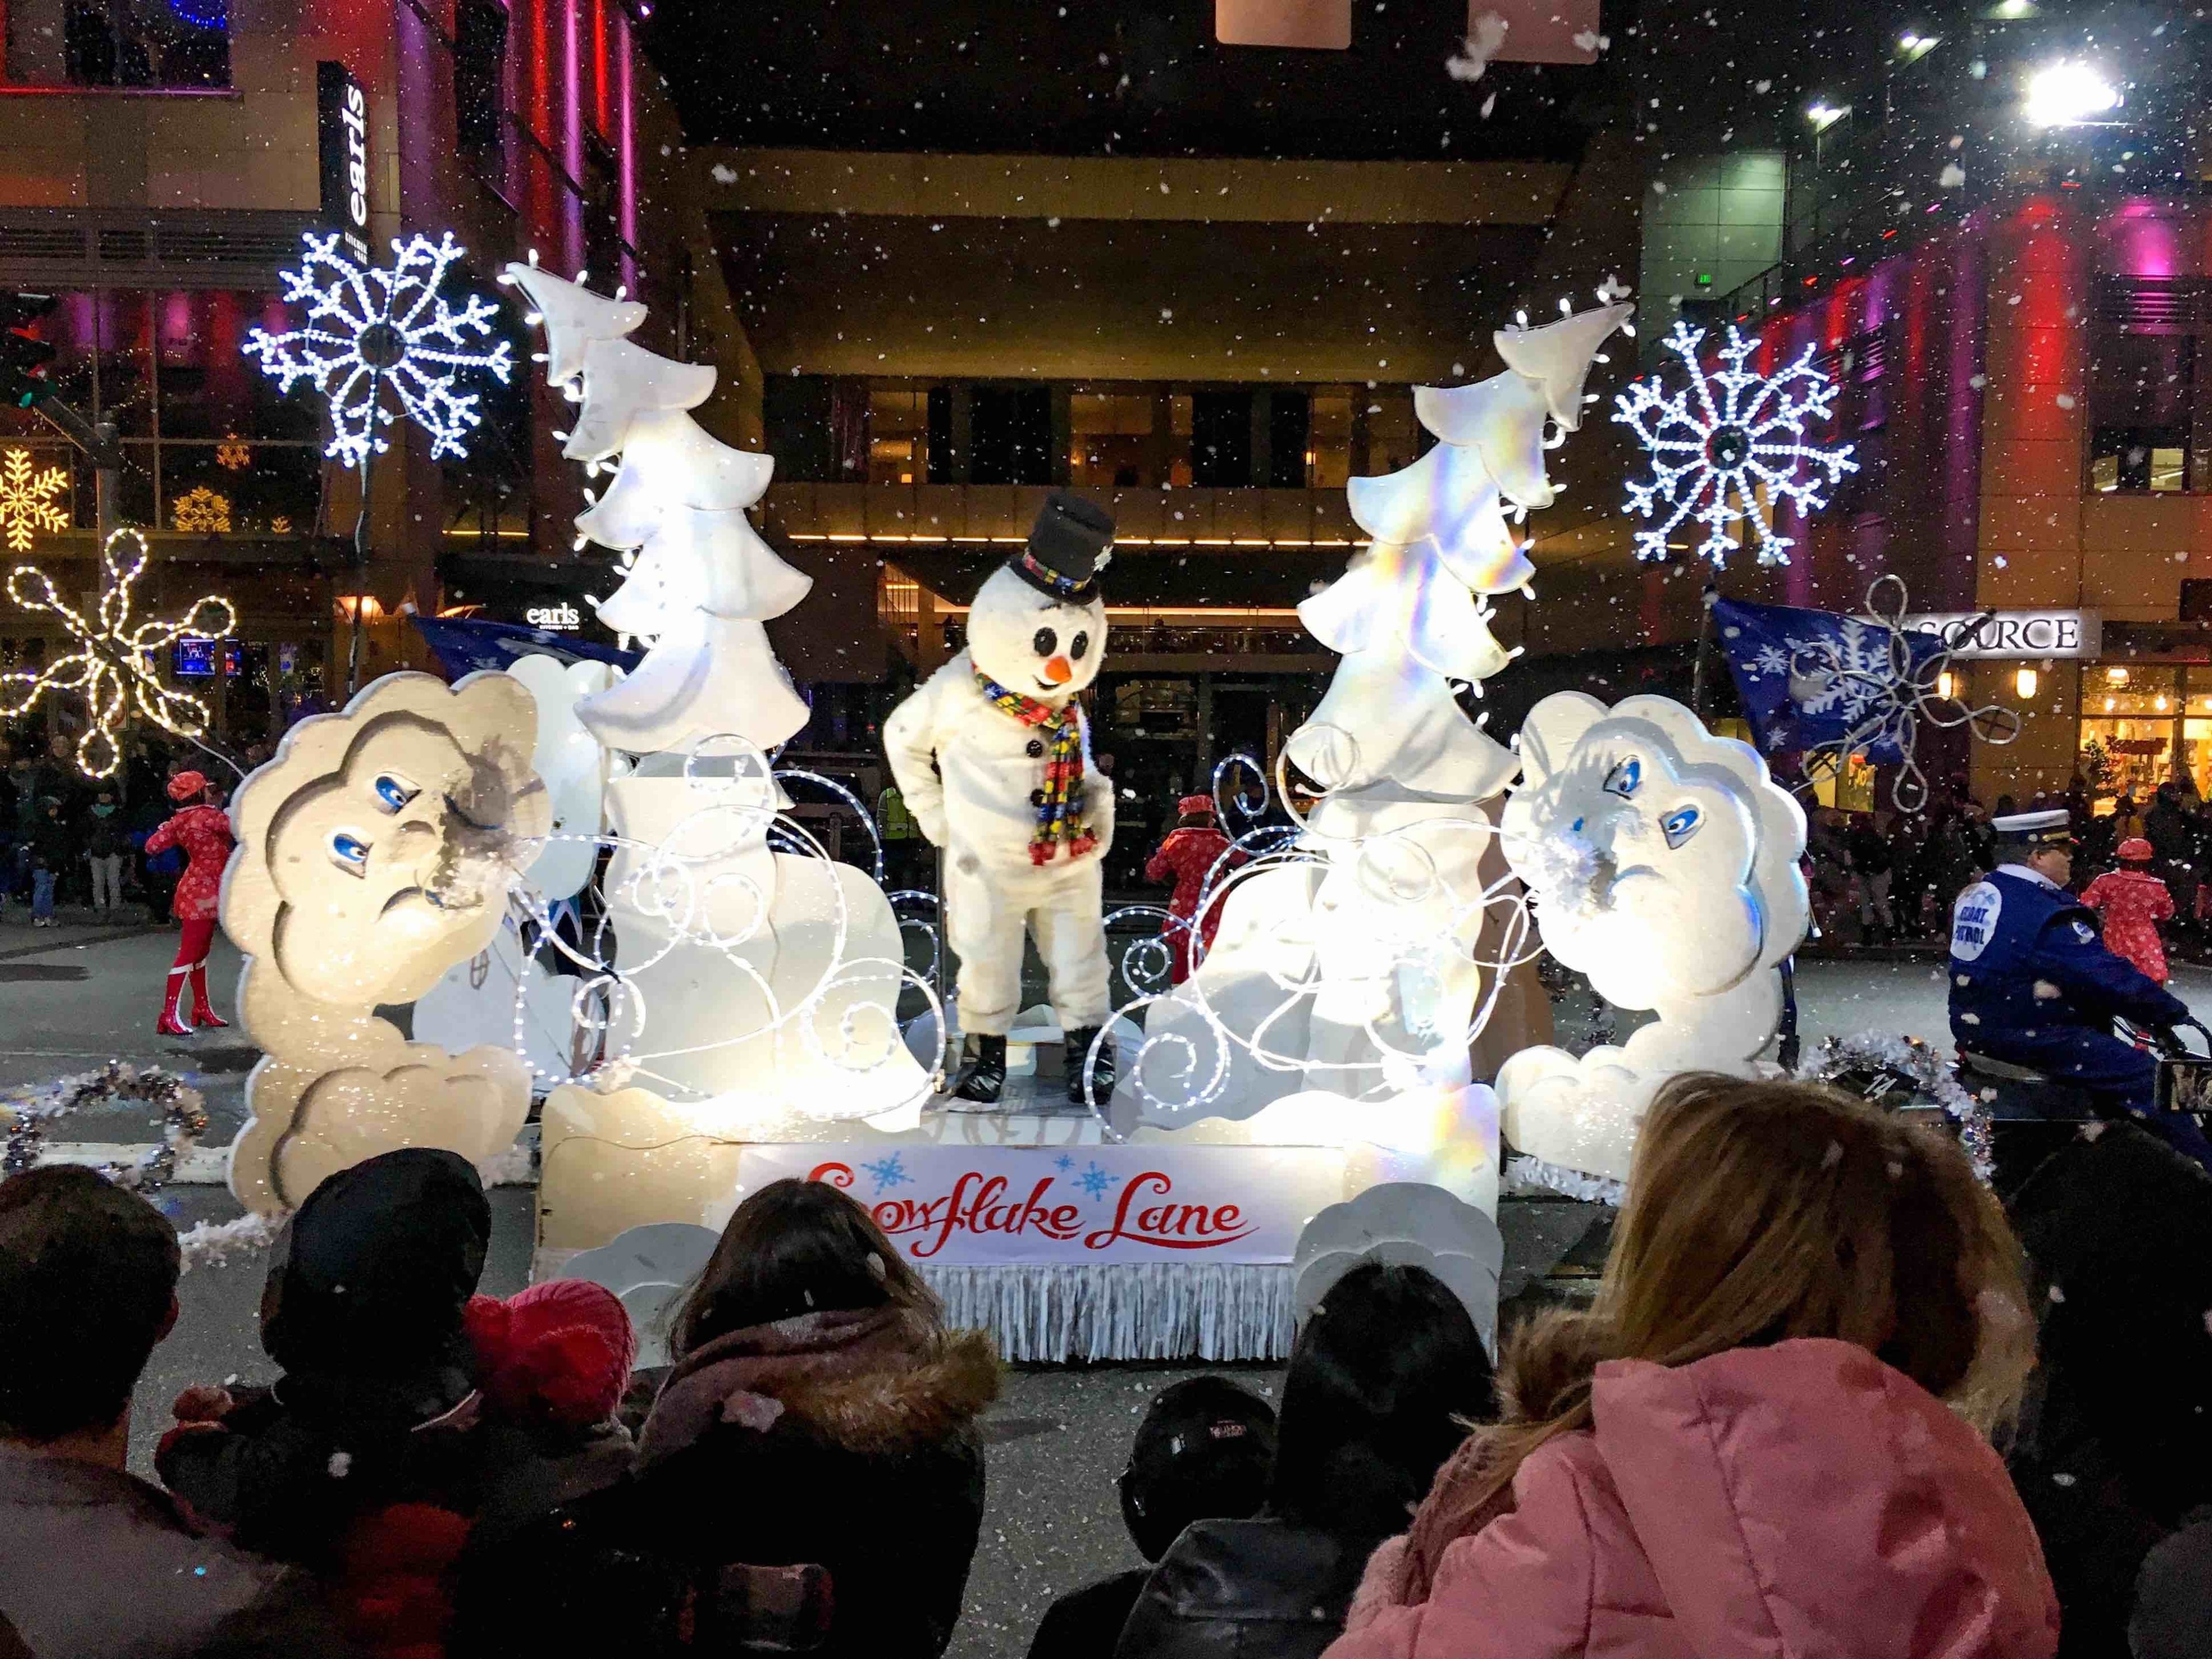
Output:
[[635, 1305, 999, 1469]]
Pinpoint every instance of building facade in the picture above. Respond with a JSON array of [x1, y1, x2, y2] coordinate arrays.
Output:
[[0, 0, 730, 752]]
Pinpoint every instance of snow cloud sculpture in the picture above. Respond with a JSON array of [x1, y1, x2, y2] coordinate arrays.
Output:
[[222, 672, 551, 1211], [1496, 692, 1808, 1185]]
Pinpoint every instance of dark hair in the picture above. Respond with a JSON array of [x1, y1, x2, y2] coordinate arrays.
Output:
[[1270, 1262, 1495, 1543], [1118, 1376, 1278, 1560], [673, 1179, 939, 1358], [0, 1166, 179, 1440]]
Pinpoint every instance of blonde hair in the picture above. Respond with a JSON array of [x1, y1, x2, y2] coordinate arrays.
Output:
[[1472, 1074, 2033, 1514]]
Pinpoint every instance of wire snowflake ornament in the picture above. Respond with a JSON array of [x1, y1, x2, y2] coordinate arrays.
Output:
[[1615, 320, 1858, 569], [0, 447, 67, 552], [1792, 575, 2021, 813], [0, 528, 237, 779], [243, 230, 513, 468]]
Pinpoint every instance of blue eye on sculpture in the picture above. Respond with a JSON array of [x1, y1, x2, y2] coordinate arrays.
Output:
[[1661, 805, 1704, 849], [1604, 757, 1642, 798], [373, 774, 419, 813], [329, 831, 370, 876]]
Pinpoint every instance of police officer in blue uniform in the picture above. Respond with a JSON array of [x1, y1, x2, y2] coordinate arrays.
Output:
[[1950, 807, 2212, 1171]]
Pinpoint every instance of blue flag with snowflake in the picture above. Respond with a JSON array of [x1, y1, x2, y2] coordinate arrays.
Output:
[[1712, 596, 1940, 764]]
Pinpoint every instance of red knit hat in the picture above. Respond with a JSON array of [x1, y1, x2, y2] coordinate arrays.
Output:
[[166, 770, 208, 802], [463, 1279, 636, 1430], [2120, 837, 2154, 863], [1177, 794, 1214, 818]]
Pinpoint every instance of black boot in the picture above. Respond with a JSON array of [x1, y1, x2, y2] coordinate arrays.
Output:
[[1065, 1027, 1115, 1105], [949, 1033, 1007, 1104]]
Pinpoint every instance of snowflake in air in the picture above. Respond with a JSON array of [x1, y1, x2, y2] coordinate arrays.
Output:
[[1614, 321, 1858, 569], [0, 448, 67, 552], [244, 230, 513, 469], [860, 1152, 911, 1194], [1074, 1161, 1119, 1202], [0, 528, 235, 780]]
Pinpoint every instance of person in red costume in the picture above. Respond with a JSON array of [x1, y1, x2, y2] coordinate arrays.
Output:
[[2081, 836, 2177, 985], [144, 770, 236, 1035], [1145, 794, 1247, 984]]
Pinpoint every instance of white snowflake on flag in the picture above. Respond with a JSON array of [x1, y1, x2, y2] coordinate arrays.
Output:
[[243, 230, 513, 469], [1790, 622, 1890, 721], [0, 448, 67, 552], [1615, 320, 1858, 568]]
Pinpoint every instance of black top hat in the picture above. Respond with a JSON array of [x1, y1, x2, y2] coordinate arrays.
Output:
[[1013, 490, 1114, 602]]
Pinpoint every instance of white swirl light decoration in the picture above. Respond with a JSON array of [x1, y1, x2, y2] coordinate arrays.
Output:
[[243, 229, 514, 467], [1071, 747, 1541, 1128], [1614, 320, 1858, 569], [0, 528, 236, 779], [489, 735, 946, 1122]]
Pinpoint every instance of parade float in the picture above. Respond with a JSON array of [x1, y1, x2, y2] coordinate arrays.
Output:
[[175, 251, 1884, 1361]]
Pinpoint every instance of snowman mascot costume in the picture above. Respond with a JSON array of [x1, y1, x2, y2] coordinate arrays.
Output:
[[884, 492, 1117, 1104]]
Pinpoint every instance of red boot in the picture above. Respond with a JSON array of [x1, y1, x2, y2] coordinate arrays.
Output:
[[187, 963, 228, 1029], [157, 968, 192, 1037]]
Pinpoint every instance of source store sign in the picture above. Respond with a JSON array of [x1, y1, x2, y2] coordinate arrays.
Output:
[[1900, 610, 2101, 660], [316, 62, 372, 263], [737, 1144, 1343, 1266]]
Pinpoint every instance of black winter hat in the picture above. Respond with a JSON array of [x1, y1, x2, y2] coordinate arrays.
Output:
[[1117, 1376, 1277, 1560], [261, 1147, 491, 1379], [1014, 490, 1114, 602]]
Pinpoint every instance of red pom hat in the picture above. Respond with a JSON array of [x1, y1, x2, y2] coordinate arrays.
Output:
[[2119, 837, 2154, 863], [166, 770, 208, 802], [1177, 794, 1215, 818], [463, 1278, 636, 1430]]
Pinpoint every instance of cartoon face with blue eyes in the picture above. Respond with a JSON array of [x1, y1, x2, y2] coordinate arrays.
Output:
[[259, 709, 548, 1009], [1513, 726, 1763, 1009]]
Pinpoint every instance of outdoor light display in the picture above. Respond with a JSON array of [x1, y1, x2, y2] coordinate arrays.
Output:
[[0, 528, 237, 779], [0, 446, 67, 552], [1615, 320, 1857, 569], [244, 229, 514, 467]]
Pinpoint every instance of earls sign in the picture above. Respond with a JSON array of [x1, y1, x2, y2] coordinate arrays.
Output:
[[1900, 610, 2101, 660], [316, 63, 372, 263]]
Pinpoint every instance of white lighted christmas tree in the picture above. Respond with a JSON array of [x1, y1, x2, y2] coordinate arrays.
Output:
[[1286, 298, 1635, 810], [499, 256, 810, 755]]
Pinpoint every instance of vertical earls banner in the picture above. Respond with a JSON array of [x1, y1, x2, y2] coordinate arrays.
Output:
[[736, 1145, 1345, 1266], [316, 62, 372, 264]]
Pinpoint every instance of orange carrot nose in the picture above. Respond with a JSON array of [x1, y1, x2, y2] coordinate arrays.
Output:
[[1043, 656, 1073, 684]]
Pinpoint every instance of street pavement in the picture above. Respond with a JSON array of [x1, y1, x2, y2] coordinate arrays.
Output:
[[16, 922, 2212, 1656]]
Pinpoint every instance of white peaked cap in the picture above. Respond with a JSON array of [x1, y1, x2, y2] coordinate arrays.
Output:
[[501, 261, 647, 385], [1491, 301, 1635, 430]]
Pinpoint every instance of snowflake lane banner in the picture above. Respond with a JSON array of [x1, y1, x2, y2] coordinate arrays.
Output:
[[734, 1145, 1345, 1266], [1713, 594, 1941, 765]]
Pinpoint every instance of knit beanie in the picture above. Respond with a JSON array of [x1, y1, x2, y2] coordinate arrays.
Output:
[[464, 1279, 637, 1431]]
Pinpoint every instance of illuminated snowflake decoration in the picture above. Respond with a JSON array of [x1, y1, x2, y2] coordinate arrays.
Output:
[[171, 486, 231, 534], [0, 528, 236, 779], [0, 447, 67, 552], [1793, 575, 2021, 813], [1614, 321, 1858, 569], [243, 230, 513, 469], [215, 433, 250, 470]]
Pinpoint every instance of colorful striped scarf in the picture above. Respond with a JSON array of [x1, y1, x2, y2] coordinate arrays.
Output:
[[977, 671, 1096, 865]]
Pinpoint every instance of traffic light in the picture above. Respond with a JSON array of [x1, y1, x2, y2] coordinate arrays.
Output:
[[0, 292, 57, 409]]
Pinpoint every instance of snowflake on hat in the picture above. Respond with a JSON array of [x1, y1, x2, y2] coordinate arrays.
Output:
[[883, 491, 1120, 1104]]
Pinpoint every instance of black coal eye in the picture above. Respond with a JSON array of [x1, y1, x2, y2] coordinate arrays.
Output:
[[1033, 626, 1058, 656], [1070, 631, 1090, 660]]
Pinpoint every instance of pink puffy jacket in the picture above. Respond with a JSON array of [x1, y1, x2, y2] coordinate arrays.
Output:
[[1326, 1338, 2059, 1659]]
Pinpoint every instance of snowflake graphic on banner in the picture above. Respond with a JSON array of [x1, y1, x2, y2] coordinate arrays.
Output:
[[1074, 1161, 1119, 1201], [1614, 320, 1858, 569], [243, 230, 513, 468], [0, 448, 67, 553], [859, 1152, 911, 1194]]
